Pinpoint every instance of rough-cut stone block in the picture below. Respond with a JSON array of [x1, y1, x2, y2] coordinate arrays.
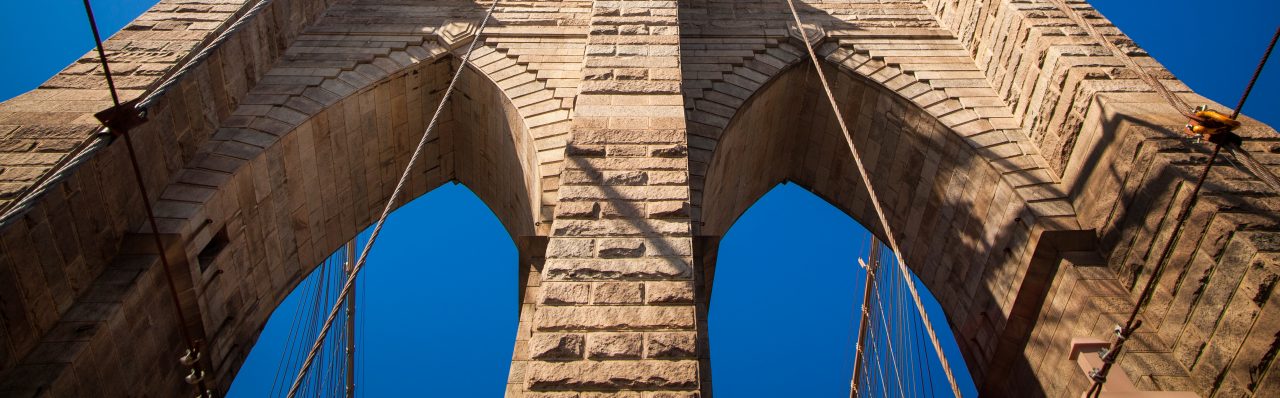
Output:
[[645, 281, 694, 304], [543, 282, 591, 305], [597, 238, 645, 258], [604, 170, 647, 185], [593, 282, 643, 304], [645, 332, 696, 359], [646, 171, 687, 185], [588, 332, 643, 359], [534, 306, 696, 331], [549, 239, 595, 258], [530, 333, 585, 360], [647, 201, 688, 218], [555, 202, 600, 219], [544, 258, 691, 280], [525, 360, 699, 390], [553, 219, 690, 237]]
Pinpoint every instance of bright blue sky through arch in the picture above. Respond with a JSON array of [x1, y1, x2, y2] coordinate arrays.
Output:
[[710, 183, 979, 397], [1, 1, 1277, 397], [225, 184, 519, 397]]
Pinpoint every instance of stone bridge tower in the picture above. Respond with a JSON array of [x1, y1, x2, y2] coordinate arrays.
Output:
[[0, 0, 1277, 396]]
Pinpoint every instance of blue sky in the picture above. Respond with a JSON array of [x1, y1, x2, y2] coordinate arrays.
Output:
[[1, 1, 1276, 397]]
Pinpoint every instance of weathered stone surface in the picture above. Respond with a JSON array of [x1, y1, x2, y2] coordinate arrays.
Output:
[[604, 170, 648, 185], [556, 202, 601, 219], [530, 333, 585, 360], [646, 332, 696, 359], [526, 360, 699, 390], [593, 282, 643, 304], [0, 0, 1273, 396], [644, 282, 694, 305], [597, 238, 645, 258], [553, 220, 690, 237], [646, 201, 688, 218], [543, 283, 591, 305], [534, 306, 695, 331], [545, 258, 691, 280], [588, 333, 643, 359], [549, 239, 595, 258]]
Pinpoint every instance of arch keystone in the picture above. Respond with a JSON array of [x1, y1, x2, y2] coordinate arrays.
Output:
[[438, 20, 479, 49]]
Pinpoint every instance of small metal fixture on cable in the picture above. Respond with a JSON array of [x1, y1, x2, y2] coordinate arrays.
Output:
[[1083, 25, 1277, 398], [1043, 0, 1279, 395], [80, 0, 213, 396]]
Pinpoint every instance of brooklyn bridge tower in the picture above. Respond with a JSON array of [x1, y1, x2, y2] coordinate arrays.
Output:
[[0, 0, 1277, 397]]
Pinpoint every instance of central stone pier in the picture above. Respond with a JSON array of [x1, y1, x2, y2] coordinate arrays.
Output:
[[510, 0, 704, 396]]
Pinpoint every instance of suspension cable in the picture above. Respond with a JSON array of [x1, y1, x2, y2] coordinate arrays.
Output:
[[135, 0, 274, 110], [850, 238, 881, 397], [869, 264, 907, 395], [80, 0, 213, 395], [1046, 0, 1280, 195], [0, 0, 274, 226], [284, 1, 501, 395], [1042, 1, 1279, 394], [783, 1, 963, 395], [1229, 27, 1277, 121], [1047, 0, 1195, 115]]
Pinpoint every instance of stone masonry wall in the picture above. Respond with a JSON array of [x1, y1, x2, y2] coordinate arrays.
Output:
[[0, 0, 334, 389], [0, 0, 1277, 397], [515, 0, 704, 396]]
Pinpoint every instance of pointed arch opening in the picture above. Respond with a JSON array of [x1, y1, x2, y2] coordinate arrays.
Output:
[[226, 183, 518, 397], [709, 182, 978, 396], [695, 55, 1052, 388]]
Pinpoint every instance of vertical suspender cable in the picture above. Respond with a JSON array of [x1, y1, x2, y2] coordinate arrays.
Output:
[[80, 1, 212, 396], [1043, 0, 1278, 394], [850, 238, 881, 397], [782, 0, 963, 395], [284, 1, 501, 395], [344, 240, 357, 398], [1085, 25, 1277, 397]]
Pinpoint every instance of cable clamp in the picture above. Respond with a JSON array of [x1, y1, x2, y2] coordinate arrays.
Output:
[[93, 98, 148, 135], [1088, 368, 1107, 383]]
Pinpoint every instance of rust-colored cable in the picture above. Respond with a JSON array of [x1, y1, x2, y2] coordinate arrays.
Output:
[[80, 0, 212, 396], [1231, 26, 1279, 120], [783, 0, 963, 395], [1054, 12, 1278, 397], [284, 0, 502, 395]]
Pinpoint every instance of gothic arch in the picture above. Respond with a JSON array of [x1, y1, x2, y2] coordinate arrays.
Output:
[[170, 49, 557, 390], [695, 49, 1086, 384], [0, 38, 563, 395]]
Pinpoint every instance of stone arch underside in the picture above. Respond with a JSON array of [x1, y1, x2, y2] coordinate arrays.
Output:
[[0, 54, 547, 397], [697, 56, 1060, 386], [0, 0, 587, 392], [678, 1, 1280, 394], [3, 0, 1280, 396]]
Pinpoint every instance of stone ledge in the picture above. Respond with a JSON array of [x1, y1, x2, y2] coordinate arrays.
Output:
[[525, 360, 699, 391], [544, 258, 692, 280], [534, 306, 696, 331]]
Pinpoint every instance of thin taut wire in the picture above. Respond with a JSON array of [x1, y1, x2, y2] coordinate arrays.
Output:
[[283, 1, 502, 395]]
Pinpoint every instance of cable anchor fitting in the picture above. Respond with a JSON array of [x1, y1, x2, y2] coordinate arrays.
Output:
[[1185, 105, 1243, 147], [179, 348, 201, 367], [93, 98, 148, 135], [184, 369, 206, 385]]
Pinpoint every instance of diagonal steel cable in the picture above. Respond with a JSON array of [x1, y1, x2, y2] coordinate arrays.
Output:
[[284, 1, 501, 395], [783, 0, 963, 395]]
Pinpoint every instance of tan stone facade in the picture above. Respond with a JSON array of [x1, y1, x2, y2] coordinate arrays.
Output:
[[0, 0, 1277, 396]]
